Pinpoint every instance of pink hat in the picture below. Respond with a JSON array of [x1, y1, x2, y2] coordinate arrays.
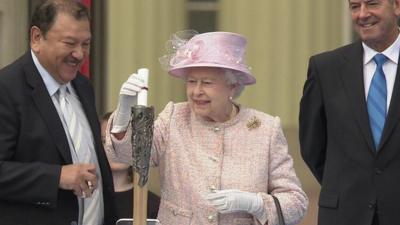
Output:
[[160, 31, 256, 85]]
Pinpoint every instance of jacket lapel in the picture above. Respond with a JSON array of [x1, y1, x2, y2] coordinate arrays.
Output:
[[23, 53, 73, 163], [339, 42, 376, 152]]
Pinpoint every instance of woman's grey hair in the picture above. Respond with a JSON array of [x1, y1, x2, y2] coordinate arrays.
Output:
[[223, 69, 245, 99]]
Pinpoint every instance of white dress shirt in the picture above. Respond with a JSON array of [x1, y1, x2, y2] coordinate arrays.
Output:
[[363, 33, 400, 111]]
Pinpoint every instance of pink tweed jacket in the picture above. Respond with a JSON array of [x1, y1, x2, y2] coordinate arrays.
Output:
[[106, 102, 308, 225]]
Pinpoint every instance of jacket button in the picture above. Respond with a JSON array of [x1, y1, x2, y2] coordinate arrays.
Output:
[[208, 214, 216, 222], [375, 168, 381, 174], [209, 156, 218, 162], [368, 203, 375, 209], [209, 185, 217, 192]]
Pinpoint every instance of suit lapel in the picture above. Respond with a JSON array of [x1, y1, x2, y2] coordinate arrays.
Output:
[[378, 53, 400, 150], [340, 42, 376, 152], [23, 53, 72, 163]]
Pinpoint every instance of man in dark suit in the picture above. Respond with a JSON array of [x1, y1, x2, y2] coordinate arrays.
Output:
[[0, 0, 116, 224], [300, 0, 400, 225]]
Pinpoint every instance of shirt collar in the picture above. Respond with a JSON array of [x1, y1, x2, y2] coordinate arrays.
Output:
[[31, 50, 72, 96], [362, 32, 400, 65]]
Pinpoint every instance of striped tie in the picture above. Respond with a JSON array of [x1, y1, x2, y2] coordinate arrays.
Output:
[[58, 85, 86, 160], [367, 54, 388, 150], [58, 85, 101, 225]]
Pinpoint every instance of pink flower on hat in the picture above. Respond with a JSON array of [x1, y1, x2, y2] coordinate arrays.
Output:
[[171, 40, 204, 67]]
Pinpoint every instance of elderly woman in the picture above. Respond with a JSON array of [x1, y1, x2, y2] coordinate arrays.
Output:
[[107, 31, 308, 225]]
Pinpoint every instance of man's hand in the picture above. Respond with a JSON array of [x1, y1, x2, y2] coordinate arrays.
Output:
[[111, 73, 145, 133], [59, 164, 98, 198]]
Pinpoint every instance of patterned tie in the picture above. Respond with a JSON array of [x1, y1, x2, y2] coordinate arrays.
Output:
[[367, 54, 388, 150], [58, 85, 101, 225], [58, 85, 87, 161]]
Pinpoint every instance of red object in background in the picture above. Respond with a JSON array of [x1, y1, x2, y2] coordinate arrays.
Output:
[[79, 0, 91, 78], [80, 58, 90, 77]]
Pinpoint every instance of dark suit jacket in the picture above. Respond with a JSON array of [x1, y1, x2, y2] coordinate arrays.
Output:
[[300, 41, 400, 225], [0, 52, 116, 225]]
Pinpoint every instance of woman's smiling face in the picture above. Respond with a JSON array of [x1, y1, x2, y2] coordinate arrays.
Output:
[[186, 67, 235, 122]]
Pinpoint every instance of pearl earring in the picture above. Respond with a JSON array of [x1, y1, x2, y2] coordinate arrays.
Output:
[[229, 96, 233, 101]]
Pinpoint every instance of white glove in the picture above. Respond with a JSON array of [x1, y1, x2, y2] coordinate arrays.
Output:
[[111, 73, 145, 133], [206, 189, 268, 223]]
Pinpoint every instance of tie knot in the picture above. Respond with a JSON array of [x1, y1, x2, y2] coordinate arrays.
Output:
[[58, 85, 69, 98], [373, 54, 388, 67]]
